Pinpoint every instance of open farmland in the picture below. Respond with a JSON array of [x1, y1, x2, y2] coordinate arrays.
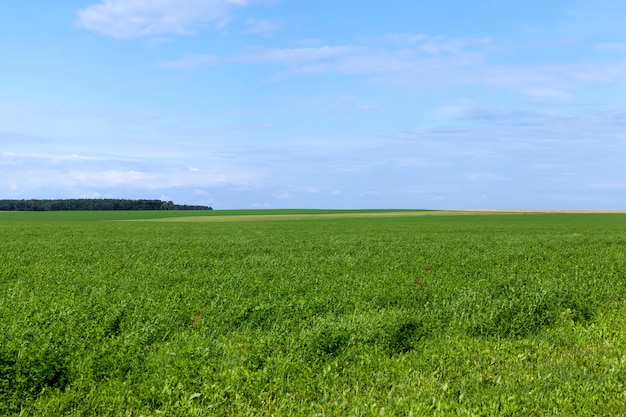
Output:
[[2, 210, 626, 415]]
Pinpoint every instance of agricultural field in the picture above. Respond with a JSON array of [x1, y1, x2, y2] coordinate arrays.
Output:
[[2, 210, 626, 415]]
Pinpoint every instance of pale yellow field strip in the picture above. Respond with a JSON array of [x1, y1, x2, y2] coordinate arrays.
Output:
[[138, 211, 455, 222], [132, 209, 626, 223]]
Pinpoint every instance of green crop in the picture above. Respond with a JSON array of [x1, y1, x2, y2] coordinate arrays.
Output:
[[1, 211, 626, 415]]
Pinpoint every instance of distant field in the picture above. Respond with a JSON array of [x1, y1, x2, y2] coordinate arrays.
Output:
[[142, 209, 447, 222], [2, 210, 626, 415], [133, 209, 626, 222]]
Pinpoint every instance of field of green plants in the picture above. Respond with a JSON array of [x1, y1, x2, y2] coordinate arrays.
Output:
[[2, 210, 626, 415]]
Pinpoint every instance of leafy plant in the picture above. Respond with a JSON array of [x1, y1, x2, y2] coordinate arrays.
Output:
[[1, 210, 626, 415]]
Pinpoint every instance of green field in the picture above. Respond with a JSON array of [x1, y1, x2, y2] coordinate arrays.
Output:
[[2, 210, 626, 415]]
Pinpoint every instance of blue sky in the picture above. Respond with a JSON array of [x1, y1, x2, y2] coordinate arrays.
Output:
[[2, 1, 626, 209]]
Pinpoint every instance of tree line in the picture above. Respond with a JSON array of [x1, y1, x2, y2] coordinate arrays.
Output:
[[0, 199, 212, 211]]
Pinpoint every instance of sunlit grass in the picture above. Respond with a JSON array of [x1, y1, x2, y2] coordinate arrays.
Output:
[[2, 211, 626, 415]]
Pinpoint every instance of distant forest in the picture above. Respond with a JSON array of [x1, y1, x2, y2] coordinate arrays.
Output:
[[0, 199, 212, 211]]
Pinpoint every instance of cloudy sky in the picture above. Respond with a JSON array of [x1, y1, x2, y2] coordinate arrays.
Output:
[[2, 1, 626, 209]]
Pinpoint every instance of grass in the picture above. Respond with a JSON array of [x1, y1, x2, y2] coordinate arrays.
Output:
[[1, 210, 626, 415]]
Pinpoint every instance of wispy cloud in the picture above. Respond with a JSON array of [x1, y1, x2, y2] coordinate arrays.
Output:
[[0, 152, 257, 197], [238, 45, 358, 65], [158, 35, 487, 81], [273, 191, 290, 200], [0, 130, 48, 143], [594, 43, 626, 52], [159, 54, 220, 69], [245, 18, 280, 36], [288, 94, 378, 112], [76, 0, 263, 39], [159, 34, 626, 97], [158, 44, 356, 69]]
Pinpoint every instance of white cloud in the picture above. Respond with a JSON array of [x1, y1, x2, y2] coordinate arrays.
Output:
[[292, 38, 323, 46], [378, 33, 492, 54], [238, 45, 357, 64], [245, 18, 280, 36], [159, 45, 356, 69], [160, 34, 626, 98], [160, 54, 220, 69], [273, 192, 290, 199], [464, 173, 507, 182], [76, 0, 259, 39], [223, 35, 490, 80], [0, 152, 257, 196], [0, 130, 47, 143], [585, 180, 626, 190], [289, 94, 378, 113], [81, 192, 103, 198], [522, 88, 571, 100], [594, 43, 626, 52], [326, 95, 378, 111]]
